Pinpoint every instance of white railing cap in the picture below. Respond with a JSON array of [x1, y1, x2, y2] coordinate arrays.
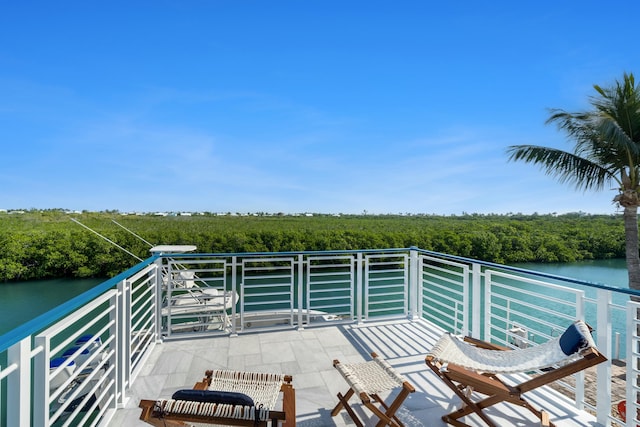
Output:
[[150, 245, 197, 254]]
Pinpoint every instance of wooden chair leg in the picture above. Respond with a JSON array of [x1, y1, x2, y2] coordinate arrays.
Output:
[[540, 410, 550, 427], [331, 387, 354, 416], [372, 385, 413, 427], [333, 356, 414, 427], [332, 388, 365, 427], [281, 382, 296, 426], [369, 393, 401, 427]]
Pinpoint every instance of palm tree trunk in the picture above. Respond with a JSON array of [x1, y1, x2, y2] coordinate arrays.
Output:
[[624, 205, 640, 296]]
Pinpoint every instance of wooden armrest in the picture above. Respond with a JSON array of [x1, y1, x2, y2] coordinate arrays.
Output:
[[193, 380, 208, 390], [463, 336, 511, 351]]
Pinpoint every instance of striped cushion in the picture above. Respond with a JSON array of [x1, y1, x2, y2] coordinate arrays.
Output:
[[171, 389, 254, 406]]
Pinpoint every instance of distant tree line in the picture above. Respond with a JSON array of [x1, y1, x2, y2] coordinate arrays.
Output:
[[0, 210, 626, 281]]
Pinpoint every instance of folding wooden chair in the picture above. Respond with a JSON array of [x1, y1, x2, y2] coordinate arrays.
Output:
[[331, 352, 415, 427], [139, 369, 295, 426], [425, 320, 607, 427]]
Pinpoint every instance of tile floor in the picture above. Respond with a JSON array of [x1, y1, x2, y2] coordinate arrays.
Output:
[[111, 318, 599, 427]]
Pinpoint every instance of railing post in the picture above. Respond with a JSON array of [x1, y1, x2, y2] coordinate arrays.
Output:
[[230, 256, 238, 336], [32, 335, 47, 426], [595, 289, 612, 426], [409, 248, 419, 320], [111, 283, 125, 407], [165, 261, 174, 338], [356, 252, 364, 324], [117, 279, 132, 407], [471, 262, 481, 339], [153, 258, 163, 343], [7, 337, 32, 427], [297, 254, 304, 330]]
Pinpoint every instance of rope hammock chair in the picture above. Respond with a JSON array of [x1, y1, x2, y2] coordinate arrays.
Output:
[[425, 320, 607, 427], [139, 369, 295, 427]]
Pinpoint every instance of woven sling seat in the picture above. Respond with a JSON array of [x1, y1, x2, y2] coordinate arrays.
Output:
[[331, 352, 415, 427], [425, 320, 606, 427], [139, 369, 295, 426]]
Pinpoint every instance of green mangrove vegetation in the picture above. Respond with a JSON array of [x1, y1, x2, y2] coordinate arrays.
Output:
[[0, 209, 626, 282]]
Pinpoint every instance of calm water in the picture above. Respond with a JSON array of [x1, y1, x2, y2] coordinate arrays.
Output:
[[512, 258, 629, 289], [0, 278, 103, 336]]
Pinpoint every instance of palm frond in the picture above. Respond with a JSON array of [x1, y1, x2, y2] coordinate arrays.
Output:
[[506, 145, 616, 191], [595, 115, 640, 159], [509, 73, 640, 196]]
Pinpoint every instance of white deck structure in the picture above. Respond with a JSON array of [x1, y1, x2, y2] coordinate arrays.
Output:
[[1, 247, 638, 426], [113, 318, 599, 426]]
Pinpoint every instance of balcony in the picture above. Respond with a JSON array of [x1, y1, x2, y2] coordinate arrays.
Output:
[[1, 247, 638, 426]]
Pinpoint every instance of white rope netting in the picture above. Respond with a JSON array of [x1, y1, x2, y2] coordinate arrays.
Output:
[[207, 370, 285, 410], [153, 399, 269, 422], [153, 370, 287, 425], [427, 321, 597, 374], [335, 356, 406, 395]]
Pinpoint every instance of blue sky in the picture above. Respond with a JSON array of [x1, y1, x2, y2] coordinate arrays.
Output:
[[2, 1, 639, 215]]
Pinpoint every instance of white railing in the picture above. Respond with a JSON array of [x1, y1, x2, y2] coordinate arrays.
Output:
[[416, 249, 639, 427], [307, 254, 355, 321], [1, 247, 639, 426], [364, 253, 409, 319], [419, 254, 469, 335], [485, 270, 586, 344], [0, 261, 159, 427], [35, 290, 117, 426]]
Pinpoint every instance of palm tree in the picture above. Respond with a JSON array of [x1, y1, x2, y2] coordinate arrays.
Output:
[[507, 73, 640, 291]]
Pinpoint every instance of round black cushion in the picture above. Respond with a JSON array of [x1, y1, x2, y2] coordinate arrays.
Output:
[[171, 389, 255, 406]]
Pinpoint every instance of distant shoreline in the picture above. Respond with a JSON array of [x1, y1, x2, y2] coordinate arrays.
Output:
[[0, 210, 627, 282]]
